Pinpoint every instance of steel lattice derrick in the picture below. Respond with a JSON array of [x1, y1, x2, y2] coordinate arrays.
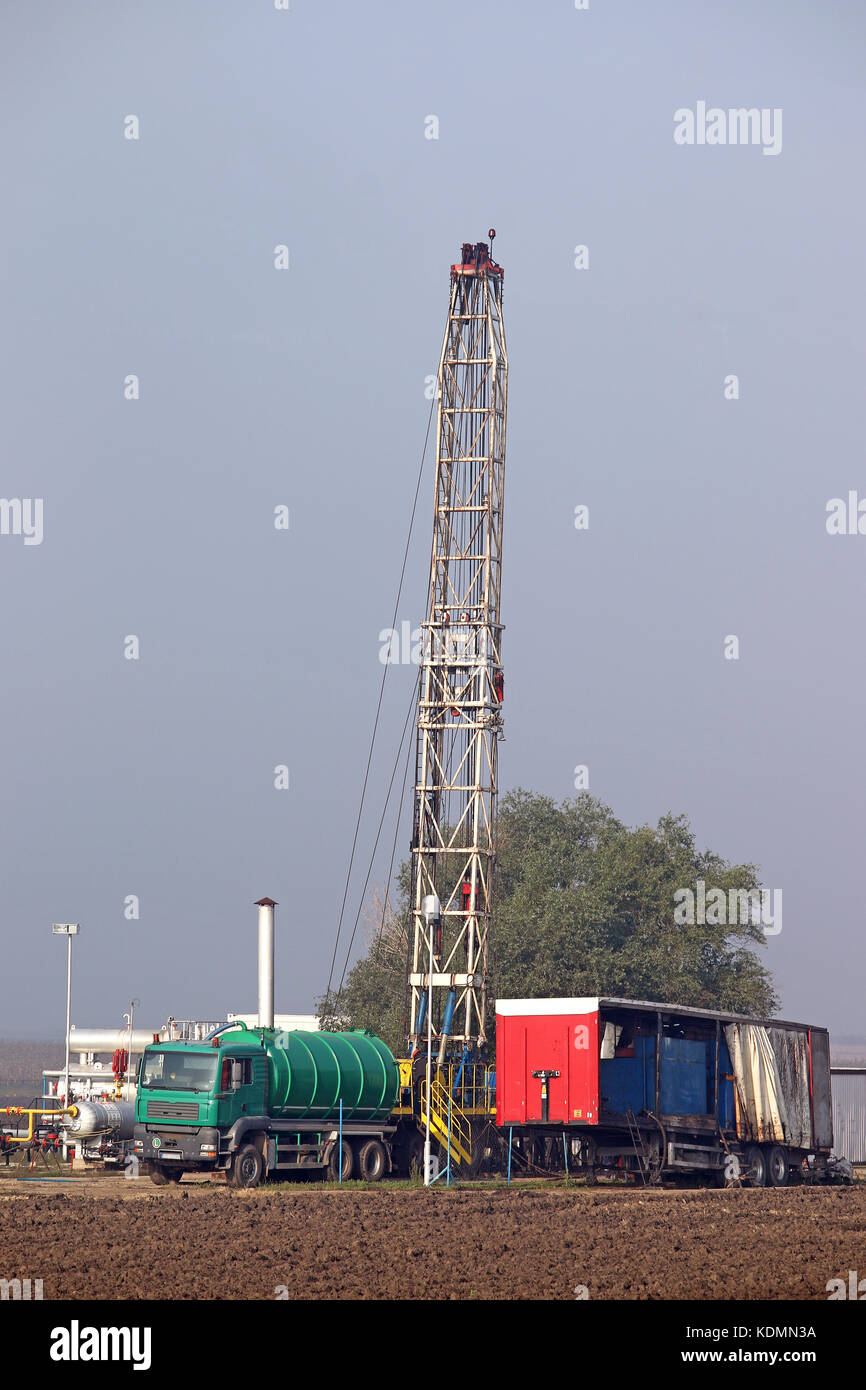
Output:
[[409, 236, 508, 1056]]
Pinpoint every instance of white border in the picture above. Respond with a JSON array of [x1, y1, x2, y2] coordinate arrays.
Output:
[[495, 998, 599, 1017]]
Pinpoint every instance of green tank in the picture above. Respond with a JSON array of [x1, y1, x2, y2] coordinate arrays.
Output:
[[232, 1026, 399, 1123]]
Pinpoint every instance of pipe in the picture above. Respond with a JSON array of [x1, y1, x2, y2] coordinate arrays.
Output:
[[3, 1107, 70, 1144], [424, 918, 433, 1186], [437, 989, 456, 1065], [202, 1021, 245, 1043], [255, 897, 276, 1030], [415, 992, 427, 1039], [66, 1028, 159, 1053]]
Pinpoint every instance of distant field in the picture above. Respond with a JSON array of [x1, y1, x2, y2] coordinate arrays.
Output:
[[0, 1040, 64, 1104], [830, 1044, 866, 1067]]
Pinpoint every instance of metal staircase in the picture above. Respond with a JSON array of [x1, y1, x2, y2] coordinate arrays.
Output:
[[420, 1077, 472, 1168]]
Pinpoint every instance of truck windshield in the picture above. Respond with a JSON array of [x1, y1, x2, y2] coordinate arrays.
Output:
[[141, 1050, 218, 1094]]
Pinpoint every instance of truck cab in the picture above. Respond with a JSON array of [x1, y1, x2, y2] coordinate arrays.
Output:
[[133, 1039, 267, 1184]]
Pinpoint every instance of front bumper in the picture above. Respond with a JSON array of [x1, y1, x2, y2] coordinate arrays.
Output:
[[133, 1124, 221, 1167]]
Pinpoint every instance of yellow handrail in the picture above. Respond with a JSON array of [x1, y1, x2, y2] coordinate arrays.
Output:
[[419, 1078, 472, 1167], [393, 1060, 497, 1119]]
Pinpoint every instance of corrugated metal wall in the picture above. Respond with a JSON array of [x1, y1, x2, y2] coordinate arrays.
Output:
[[831, 1069, 866, 1164]]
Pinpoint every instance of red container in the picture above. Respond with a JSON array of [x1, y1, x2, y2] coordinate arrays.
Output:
[[496, 998, 600, 1126]]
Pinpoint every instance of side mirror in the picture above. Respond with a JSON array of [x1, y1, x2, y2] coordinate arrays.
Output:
[[231, 1060, 244, 1090]]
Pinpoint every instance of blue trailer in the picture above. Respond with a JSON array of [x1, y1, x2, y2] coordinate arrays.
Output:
[[496, 996, 847, 1185]]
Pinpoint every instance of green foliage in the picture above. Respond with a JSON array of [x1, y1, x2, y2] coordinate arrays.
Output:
[[318, 791, 779, 1049], [491, 791, 778, 1016]]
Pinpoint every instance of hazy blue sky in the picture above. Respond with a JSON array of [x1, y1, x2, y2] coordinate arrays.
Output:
[[2, 1, 865, 1039]]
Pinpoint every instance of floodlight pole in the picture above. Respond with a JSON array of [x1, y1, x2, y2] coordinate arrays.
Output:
[[64, 932, 72, 1108], [51, 924, 79, 1117]]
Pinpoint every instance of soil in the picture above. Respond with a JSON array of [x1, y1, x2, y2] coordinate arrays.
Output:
[[2, 1171, 864, 1300]]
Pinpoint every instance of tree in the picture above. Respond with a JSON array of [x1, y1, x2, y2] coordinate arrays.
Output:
[[491, 791, 778, 1016], [318, 791, 779, 1051], [318, 881, 411, 1056]]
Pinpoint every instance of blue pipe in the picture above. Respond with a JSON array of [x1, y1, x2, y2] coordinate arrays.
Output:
[[441, 990, 456, 1038], [453, 1044, 471, 1096], [202, 1021, 244, 1042], [437, 990, 457, 1065]]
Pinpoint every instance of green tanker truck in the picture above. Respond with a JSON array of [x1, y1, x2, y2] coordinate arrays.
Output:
[[132, 1023, 400, 1187]]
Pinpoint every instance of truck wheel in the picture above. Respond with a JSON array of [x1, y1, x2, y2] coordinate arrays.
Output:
[[230, 1143, 264, 1189], [327, 1139, 355, 1182], [405, 1133, 424, 1180], [149, 1166, 169, 1186], [767, 1145, 789, 1187], [745, 1144, 767, 1187], [359, 1139, 388, 1182]]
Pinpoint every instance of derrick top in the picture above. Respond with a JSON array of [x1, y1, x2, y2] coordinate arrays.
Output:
[[451, 229, 504, 281]]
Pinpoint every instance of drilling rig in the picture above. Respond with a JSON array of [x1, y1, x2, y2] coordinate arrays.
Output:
[[408, 233, 508, 1064]]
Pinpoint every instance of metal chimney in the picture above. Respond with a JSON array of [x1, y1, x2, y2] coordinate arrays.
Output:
[[255, 897, 277, 1028]]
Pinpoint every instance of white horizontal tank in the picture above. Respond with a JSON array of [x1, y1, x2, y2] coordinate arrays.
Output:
[[227, 1012, 319, 1031]]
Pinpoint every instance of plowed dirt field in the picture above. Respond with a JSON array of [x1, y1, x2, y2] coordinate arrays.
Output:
[[2, 1174, 863, 1300]]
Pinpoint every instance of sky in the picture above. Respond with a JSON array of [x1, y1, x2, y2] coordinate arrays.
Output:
[[1, 1, 865, 1040]]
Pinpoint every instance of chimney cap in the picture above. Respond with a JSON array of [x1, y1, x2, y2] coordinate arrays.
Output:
[[255, 897, 278, 907]]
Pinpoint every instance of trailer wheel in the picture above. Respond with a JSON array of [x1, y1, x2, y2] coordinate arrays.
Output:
[[407, 1133, 425, 1180], [327, 1139, 355, 1182], [230, 1143, 264, 1189], [745, 1144, 767, 1187], [767, 1145, 789, 1187], [359, 1139, 388, 1182]]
